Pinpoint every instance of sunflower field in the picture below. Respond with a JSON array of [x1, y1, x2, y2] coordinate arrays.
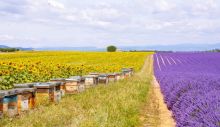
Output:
[[0, 51, 151, 89]]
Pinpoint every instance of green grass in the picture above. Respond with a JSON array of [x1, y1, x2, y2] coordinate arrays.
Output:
[[0, 57, 152, 127]]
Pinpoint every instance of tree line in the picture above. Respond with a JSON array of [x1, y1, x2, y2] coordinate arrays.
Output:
[[0, 48, 20, 52]]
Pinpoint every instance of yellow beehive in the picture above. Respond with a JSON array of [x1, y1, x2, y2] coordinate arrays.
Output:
[[34, 82, 61, 104]]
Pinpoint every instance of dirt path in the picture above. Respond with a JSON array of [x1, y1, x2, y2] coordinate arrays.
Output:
[[140, 55, 176, 127], [151, 76, 176, 127]]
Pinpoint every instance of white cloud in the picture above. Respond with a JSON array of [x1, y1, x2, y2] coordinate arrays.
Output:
[[0, 35, 14, 41], [0, 0, 220, 47], [48, 0, 65, 9], [155, 0, 176, 12]]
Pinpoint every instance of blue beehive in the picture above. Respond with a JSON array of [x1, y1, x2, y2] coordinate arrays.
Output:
[[0, 89, 19, 117], [0, 92, 5, 118]]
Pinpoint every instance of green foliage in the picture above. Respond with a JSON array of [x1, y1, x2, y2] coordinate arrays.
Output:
[[0, 51, 152, 89], [107, 45, 117, 52], [210, 49, 220, 52], [0, 48, 19, 52]]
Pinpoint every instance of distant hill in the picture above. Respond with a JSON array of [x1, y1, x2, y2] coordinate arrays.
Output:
[[35, 47, 105, 51], [15, 47, 34, 51], [0, 45, 9, 48], [0, 45, 33, 51]]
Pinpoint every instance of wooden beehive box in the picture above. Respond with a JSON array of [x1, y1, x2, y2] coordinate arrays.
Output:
[[34, 82, 60, 103], [0, 92, 5, 118], [50, 78, 66, 97], [0, 89, 18, 117], [83, 75, 98, 88], [115, 72, 123, 81], [128, 68, 134, 75], [122, 68, 133, 78], [98, 74, 109, 84], [15, 88, 36, 114], [108, 73, 117, 82], [65, 77, 85, 94]]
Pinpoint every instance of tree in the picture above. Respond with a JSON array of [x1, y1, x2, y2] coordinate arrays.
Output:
[[0, 48, 19, 52], [107, 45, 117, 52]]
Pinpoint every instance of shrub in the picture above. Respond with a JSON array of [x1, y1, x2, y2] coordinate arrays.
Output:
[[107, 45, 117, 52]]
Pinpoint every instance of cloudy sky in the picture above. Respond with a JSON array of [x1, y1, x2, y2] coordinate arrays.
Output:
[[0, 0, 220, 48]]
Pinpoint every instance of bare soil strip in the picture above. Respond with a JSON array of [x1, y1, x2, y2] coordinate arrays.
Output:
[[140, 55, 176, 127]]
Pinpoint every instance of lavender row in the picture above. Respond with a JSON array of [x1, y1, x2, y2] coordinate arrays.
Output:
[[154, 52, 220, 127]]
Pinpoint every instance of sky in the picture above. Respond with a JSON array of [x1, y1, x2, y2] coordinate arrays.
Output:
[[0, 0, 220, 48]]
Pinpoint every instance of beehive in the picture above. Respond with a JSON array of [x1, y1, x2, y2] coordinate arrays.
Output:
[[0, 92, 5, 118], [53, 82, 62, 102], [65, 77, 85, 94], [108, 73, 117, 82], [0, 89, 18, 117], [50, 78, 66, 97], [83, 75, 98, 88], [98, 74, 109, 84], [34, 82, 60, 103], [15, 88, 36, 114], [128, 68, 134, 75], [115, 72, 123, 81], [122, 68, 133, 78]]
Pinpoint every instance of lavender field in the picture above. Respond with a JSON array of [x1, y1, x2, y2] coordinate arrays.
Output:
[[154, 53, 220, 127]]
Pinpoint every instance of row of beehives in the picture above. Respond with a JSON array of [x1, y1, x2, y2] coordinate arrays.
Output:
[[0, 68, 133, 118]]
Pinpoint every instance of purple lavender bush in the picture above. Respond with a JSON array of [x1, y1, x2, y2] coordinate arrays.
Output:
[[154, 52, 220, 127]]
